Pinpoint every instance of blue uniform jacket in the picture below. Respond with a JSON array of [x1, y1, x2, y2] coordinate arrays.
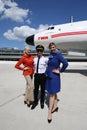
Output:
[[45, 50, 68, 79]]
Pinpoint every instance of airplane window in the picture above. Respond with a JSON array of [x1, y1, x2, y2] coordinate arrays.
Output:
[[58, 28, 61, 31], [47, 27, 50, 30]]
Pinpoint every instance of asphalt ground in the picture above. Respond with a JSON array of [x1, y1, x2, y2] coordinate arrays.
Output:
[[0, 61, 87, 130]]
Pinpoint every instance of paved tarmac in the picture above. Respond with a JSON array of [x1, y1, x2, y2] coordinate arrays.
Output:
[[0, 61, 87, 130]]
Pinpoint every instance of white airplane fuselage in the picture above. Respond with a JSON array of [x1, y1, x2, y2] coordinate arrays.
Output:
[[26, 20, 87, 51]]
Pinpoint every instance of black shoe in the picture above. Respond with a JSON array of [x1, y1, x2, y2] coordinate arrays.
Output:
[[48, 119, 52, 123], [27, 103, 30, 107], [31, 103, 38, 110], [51, 107, 58, 113], [24, 101, 27, 104], [47, 113, 52, 123], [27, 101, 33, 107], [40, 103, 44, 109]]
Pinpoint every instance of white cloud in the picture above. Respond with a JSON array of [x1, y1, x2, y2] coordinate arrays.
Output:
[[3, 7, 29, 22], [1, 0, 49, 42], [0, 0, 4, 12], [26, 19, 31, 24], [3, 24, 49, 41], [0, 0, 29, 22], [38, 24, 49, 32], [3, 0, 18, 7], [4, 29, 19, 41]]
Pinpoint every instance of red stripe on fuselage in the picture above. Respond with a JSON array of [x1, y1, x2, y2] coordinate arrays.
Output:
[[51, 31, 87, 38]]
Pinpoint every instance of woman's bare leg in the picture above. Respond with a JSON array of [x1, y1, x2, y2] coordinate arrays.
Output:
[[52, 94, 58, 112], [48, 94, 55, 120]]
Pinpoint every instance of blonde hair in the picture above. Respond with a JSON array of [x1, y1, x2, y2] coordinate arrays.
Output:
[[24, 47, 30, 53]]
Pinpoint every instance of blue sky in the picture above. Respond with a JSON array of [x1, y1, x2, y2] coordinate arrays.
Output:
[[0, 0, 87, 50]]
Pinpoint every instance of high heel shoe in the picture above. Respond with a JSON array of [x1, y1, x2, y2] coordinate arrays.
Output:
[[51, 107, 58, 113], [27, 101, 33, 107], [48, 119, 52, 123], [27, 103, 31, 107], [24, 100, 27, 104], [47, 113, 52, 123]]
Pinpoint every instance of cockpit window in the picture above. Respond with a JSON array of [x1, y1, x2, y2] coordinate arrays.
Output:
[[47, 27, 54, 30], [50, 27, 54, 29]]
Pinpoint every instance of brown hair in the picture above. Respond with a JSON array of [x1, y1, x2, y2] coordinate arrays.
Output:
[[49, 42, 56, 49]]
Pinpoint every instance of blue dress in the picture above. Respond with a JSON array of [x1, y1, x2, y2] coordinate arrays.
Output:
[[45, 50, 68, 94]]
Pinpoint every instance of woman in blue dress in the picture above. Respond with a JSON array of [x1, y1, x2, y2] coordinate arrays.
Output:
[[45, 43, 68, 123]]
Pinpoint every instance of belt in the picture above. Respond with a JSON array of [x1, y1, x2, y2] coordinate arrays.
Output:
[[35, 73, 45, 75]]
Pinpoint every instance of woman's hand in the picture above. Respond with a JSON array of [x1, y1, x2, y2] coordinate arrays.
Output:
[[52, 69, 60, 74], [23, 67, 29, 70]]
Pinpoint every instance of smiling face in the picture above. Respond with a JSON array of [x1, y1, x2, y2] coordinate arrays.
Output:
[[24, 48, 31, 55], [49, 43, 56, 53]]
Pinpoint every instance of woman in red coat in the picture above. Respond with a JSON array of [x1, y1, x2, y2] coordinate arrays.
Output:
[[15, 47, 34, 107]]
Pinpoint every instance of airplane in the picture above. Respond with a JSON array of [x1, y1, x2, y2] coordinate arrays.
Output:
[[25, 20, 87, 60]]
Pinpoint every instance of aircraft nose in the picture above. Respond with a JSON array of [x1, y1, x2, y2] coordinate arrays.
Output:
[[25, 35, 34, 46]]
